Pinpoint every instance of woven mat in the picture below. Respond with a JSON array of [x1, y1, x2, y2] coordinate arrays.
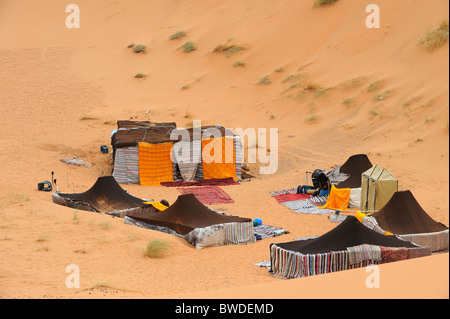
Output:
[[272, 193, 310, 204], [177, 186, 234, 205], [271, 188, 334, 215], [254, 224, 289, 240]]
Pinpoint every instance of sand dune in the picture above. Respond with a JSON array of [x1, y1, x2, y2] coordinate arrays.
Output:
[[0, 0, 448, 299]]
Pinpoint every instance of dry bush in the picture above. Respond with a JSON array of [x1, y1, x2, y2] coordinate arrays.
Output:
[[420, 19, 449, 51], [142, 239, 169, 258]]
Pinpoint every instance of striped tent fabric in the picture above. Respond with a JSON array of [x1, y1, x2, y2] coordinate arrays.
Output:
[[182, 221, 255, 249], [172, 140, 201, 182], [234, 135, 243, 180], [346, 244, 382, 264], [224, 221, 255, 245], [407, 245, 432, 259], [112, 146, 140, 184], [361, 215, 449, 252], [112, 147, 128, 184], [326, 166, 350, 185], [360, 215, 390, 235], [269, 243, 431, 279], [138, 142, 174, 186], [195, 162, 204, 180], [270, 245, 354, 279], [124, 146, 139, 184], [398, 230, 449, 253]]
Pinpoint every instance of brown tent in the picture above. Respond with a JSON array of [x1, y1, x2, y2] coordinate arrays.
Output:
[[125, 193, 251, 235], [111, 121, 177, 149], [270, 215, 431, 279], [124, 193, 255, 249], [52, 176, 150, 213], [274, 215, 419, 254], [372, 191, 448, 234], [361, 191, 449, 252], [336, 154, 373, 189]]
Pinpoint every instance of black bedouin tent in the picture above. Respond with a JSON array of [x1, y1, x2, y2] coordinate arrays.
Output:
[[362, 190, 449, 252], [52, 176, 151, 214], [336, 154, 373, 189], [124, 193, 256, 249], [270, 216, 431, 279]]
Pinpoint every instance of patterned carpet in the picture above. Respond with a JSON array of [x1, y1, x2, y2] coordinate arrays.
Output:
[[177, 186, 234, 205]]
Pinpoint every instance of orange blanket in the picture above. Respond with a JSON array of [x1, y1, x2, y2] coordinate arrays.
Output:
[[138, 142, 174, 186], [319, 185, 351, 210], [201, 137, 237, 181]]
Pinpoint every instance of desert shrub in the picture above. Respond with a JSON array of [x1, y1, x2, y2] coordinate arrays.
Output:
[[257, 75, 271, 85], [233, 61, 246, 67], [170, 31, 186, 40], [183, 41, 196, 53], [420, 19, 449, 51], [133, 44, 146, 53], [142, 239, 169, 258], [314, 0, 337, 7]]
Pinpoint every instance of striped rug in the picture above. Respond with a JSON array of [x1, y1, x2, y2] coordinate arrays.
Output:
[[112, 146, 139, 184], [270, 188, 334, 215]]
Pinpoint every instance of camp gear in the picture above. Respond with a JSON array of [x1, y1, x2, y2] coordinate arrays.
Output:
[[296, 185, 315, 194], [311, 169, 329, 190], [38, 181, 52, 192]]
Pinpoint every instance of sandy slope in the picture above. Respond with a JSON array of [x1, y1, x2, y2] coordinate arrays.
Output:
[[0, 0, 448, 299]]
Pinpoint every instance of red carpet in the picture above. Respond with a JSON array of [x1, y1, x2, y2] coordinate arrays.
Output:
[[177, 186, 235, 205]]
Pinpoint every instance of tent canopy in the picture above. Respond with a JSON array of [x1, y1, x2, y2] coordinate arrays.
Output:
[[124, 193, 252, 235], [275, 215, 418, 254], [372, 190, 448, 234], [52, 176, 149, 213], [111, 121, 177, 149], [337, 154, 373, 189]]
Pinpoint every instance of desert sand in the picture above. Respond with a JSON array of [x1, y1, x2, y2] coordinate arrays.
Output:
[[0, 0, 448, 300]]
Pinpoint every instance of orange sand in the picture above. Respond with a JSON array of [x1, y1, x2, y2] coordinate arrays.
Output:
[[0, 0, 448, 299]]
